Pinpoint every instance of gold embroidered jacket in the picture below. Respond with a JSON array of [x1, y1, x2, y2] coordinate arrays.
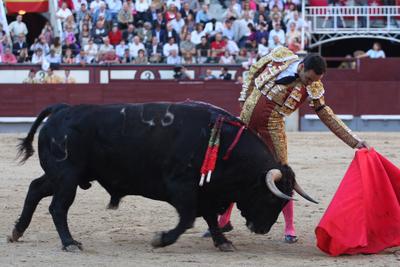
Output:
[[239, 47, 361, 148]]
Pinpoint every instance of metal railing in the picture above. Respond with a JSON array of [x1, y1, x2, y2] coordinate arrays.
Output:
[[306, 6, 400, 33]]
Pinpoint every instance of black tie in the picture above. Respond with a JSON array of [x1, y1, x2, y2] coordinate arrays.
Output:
[[275, 74, 299, 85]]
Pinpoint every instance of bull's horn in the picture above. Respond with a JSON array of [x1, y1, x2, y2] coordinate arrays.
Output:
[[265, 169, 294, 201], [293, 181, 318, 204]]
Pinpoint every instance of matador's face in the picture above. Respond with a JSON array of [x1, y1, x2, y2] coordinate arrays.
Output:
[[298, 63, 323, 86]]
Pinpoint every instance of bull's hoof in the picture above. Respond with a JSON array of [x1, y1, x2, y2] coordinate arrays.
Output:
[[151, 232, 165, 248], [217, 242, 235, 252], [62, 240, 83, 252], [7, 228, 23, 243]]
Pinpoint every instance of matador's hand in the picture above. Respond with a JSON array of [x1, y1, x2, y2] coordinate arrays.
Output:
[[239, 101, 244, 110], [355, 140, 371, 150]]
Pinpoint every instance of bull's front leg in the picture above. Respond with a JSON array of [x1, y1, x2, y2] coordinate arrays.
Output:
[[203, 214, 235, 252], [151, 183, 197, 248]]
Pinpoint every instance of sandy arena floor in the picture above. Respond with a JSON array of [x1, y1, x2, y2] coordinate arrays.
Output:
[[0, 132, 399, 266]]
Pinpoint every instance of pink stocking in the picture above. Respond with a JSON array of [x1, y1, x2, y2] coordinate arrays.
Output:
[[282, 200, 296, 236], [218, 203, 234, 228]]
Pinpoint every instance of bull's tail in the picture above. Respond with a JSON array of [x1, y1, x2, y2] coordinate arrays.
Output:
[[17, 103, 69, 164]]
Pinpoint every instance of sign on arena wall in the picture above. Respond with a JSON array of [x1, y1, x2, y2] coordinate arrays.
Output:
[[5, 0, 49, 13]]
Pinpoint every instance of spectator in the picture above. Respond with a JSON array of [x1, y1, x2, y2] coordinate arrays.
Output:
[[246, 39, 258, 55], [76, 3, 90, 23], [171, 12, 185, 35], [219, 51, 235, 64], [63, 15, 78, 35], [1, 47, 17, 63], [99, 37, 114, 55], [56, 2, 73, 24], [288, 36, 301, 53], [196, 4, 210, 24], [185, 13, 196, 32], [180, 33, 196, 61], [242, 50, 257, 69], [50, 37, 62, 57], [90, 0, 105, 12], [31, 48, 45, 65], [163, 37, 179, 58], [0, 23, 9, 48], [234, 12, 252, 47], [129, 36, 146, 58], [92, 20, 108, 44], [106, 0, 123, 23], [196, 35, 210, 63], [165, 4, 178, 22], [255, 21, 269, 43], [224, 36, 239, 56], [46, 49, 62, 64], [146, 36, 163, 63], [79, 23, 91, 47], [269, 0, 284, 12], [258, 37, 269, 56], [180, 2, 195, 19], [43, 68, 62, 84], [288, 11, 307, 32], [75, 50, 90, 65], [84, 39, 99, 62], [93, 3, 112, 26], [136, 22, 153, 44], [179, 25, 189, 42], [219, 67, 232, 80], [358, 42, 386, 59], [165, 23, 180, 44], [109, 24, 123, 46], [338, 54, 356, 69], [242, 1, 255, 19], [254, 5, 269, 25], [173, 65, 191, 80], [17, 48, 30, 63], [153, 11, 167, 29], [63, 69, 76, 83], [191, 23, 206, 45], [8, 15, 28, 40], [235, 48, 248, 64], [63, 48, 75, 64], [120, 48, 133, 63], [201, 69, 217, 80], [204, 18, 223, 40], [23, 69, 39, 84], [224, 0, 241, 19], [135, 0, 151, 22], [284, 2, 297, 24], [133, 49, 148, 64], [40, 21, 54, 44], [63, 24, 77, 45], [62, 38, 79, 56], [116, 39, 129, 58], [269, 23, 285, 46], [99, 50, 120, 64], [167, 0, 181, 10], [123, 24, 137, 43], [166, 49, 181, 64], [210, 33, 226, 61], [187, 0, 200, 12], [222, 19, 235, 41], [152, 22, 167, 44], [118, 2, 134, 29], [268, 35, 284, 51], [12, 33, 27, 55], [268, 12, 286, 32]]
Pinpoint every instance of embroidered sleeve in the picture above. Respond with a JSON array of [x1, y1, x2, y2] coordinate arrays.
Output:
[[313, 97, 361, 148], [306, 80, 325, 100], [239, 56, 271, 101]]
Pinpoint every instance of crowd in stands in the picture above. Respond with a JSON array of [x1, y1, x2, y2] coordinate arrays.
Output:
[[0, 0, 311, 68]]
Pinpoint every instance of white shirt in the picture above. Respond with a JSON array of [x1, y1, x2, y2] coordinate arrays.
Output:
[[167, 55, 181, 64], [163, 43, 179, 57], [269, 29, 286, 46], [167, 0, 181, 10], [204, 21, 223, 36], [8, 21, 28, 36], [116, 44, 128, 57], [72, 0, 88, 12], [84, 44, 99, 61], [276, 60, 301, 80], [258, 44, 269, 57], [31, 53, 44, 64], [135, 0, 150, 12], [106, 0, 122, 13], [170, 18, 185, 35], [129, 42, 145, 58], [366, 49, 385, 59], [226, 40, 239, 55], [56, 8, 73, 22], [90, 0, 105, 12], [190, 30, 206, 45]]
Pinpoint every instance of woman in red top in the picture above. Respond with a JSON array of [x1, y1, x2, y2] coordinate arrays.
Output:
[[108, 25, 122, 46]]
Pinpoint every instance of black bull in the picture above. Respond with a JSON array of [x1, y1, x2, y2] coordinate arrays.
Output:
[[8, 102, 316, 252]]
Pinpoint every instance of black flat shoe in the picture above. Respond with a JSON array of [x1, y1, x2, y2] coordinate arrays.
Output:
[[284, 235, 298, 243]]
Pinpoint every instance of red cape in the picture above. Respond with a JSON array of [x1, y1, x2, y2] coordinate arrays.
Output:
[[315, 148, 400, 256]]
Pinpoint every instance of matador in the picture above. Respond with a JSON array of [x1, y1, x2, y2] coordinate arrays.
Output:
[[214, 47, 369, 243]]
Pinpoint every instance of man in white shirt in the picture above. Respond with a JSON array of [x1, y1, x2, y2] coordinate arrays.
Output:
[[204, 18, 223, 39], [72, 0, 88, 12], [358, 42, 386, 59], [115, 39, 128, 58], [170, 12, 185, 35], [224, 36, 239, 56], [129, 36, 145, 58], [167, 0, 181, 10], [8, 15, 28, 39], [106, 0, 122, 22], [163, 37, 179, 57], [90, 0, 105, 12], [99, 37, 114, 54], [269, 23, 285, 46], [56, 2, 73, 23], [191, 24, 206, 45], [166, 49, 181, 64]]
